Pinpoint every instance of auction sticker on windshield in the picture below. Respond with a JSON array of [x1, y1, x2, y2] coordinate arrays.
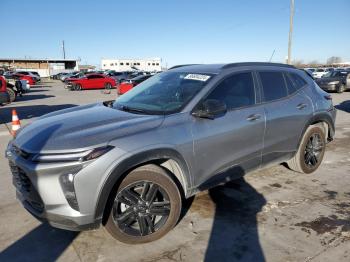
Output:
[[184, 74, 211, 81]]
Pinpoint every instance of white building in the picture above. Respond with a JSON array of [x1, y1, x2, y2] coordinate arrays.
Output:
[[101, 58, 162, 72]]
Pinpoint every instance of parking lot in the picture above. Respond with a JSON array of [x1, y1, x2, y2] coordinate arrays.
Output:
[[0, 79, 350, 262]]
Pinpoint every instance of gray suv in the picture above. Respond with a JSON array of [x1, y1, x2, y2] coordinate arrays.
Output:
[[6, 63, 336, 244]]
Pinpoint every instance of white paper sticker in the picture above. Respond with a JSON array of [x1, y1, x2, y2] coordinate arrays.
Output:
[[184, 74, 211, 82]]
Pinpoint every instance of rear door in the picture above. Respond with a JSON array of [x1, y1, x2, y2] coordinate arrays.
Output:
[[258, 70, 313, 165], [191, 71, 266, 188]]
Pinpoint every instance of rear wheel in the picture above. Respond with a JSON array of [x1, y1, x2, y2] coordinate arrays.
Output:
[[105, 164, 182, 244], [287, 125, 326, 174], [6, 88, 16, 103]]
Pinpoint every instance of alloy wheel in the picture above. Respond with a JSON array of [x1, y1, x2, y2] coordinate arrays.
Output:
[[112, 181, 171, 237], [304, 133, 324, 168]]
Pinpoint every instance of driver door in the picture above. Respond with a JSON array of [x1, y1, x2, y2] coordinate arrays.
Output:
[[191, 72, 265, 189]]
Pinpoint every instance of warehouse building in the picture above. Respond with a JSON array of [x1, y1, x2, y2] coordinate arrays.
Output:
[[101, 58, 162, 72], [0, 58, 80, 77]]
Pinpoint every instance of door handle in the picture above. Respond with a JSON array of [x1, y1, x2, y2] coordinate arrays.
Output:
[[246, 114, 261, 121], [296, 103, 307, 110]]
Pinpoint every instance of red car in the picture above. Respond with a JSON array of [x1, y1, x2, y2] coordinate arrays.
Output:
[[0, 76, 9, 104], [13, 73, 35, 85], [67, 73, 116, 90], [118, 74, 152, 95]]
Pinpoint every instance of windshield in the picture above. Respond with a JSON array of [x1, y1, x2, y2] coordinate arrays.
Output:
[[113, 71, 213, 114]]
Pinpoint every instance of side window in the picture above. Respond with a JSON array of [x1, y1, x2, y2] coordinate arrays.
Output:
[[87, 75, 97, 79], [284, 73, 297, 94], [259, 71, 288, 102], [289, 73, 307, 91], [206, 72, 255, 110]]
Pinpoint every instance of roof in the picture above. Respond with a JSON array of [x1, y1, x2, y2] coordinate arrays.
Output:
[[169, 62, 296, 74], [0, 58, 79, 63]]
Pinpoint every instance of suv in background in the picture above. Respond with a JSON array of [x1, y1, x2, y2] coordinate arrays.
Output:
[[16, 71, 41, 82], [316, 70, 350, 93], [312, 68, 330, 79], [6, 63, 336, 244]]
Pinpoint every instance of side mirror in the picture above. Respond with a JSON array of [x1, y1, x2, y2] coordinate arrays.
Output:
[[192, 99, 227, 120]]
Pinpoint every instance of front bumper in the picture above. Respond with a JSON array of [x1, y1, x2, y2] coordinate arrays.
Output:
[[5, 142, 101, 231]]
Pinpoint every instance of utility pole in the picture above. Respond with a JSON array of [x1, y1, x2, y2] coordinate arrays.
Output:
[[287, 0, 295, 64], [62, 40, 66, 59]]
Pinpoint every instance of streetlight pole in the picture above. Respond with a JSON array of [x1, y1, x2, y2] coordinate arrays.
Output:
[[287, 0, 295, 65]]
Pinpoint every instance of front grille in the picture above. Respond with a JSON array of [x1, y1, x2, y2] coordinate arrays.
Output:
[[9, 161, 44, 213]]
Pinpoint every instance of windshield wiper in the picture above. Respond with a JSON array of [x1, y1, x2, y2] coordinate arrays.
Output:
[[118, 105, 152, 114]]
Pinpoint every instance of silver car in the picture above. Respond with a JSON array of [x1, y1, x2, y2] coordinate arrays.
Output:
[[6, 63, 336, 244]]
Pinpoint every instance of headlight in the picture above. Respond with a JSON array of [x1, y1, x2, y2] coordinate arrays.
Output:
[[328, 81, 339, 85], [32, 146, 114, 162]]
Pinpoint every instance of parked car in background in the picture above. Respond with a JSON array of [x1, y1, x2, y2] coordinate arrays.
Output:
[[0, 76, 10, 105], [5, 62, 336, 244], [64, 72, 84, 83], [304, 68, 315, 73], [105, 71, 132, 83], [316, 70, 350, 93], [67, 73, 117, 90], [11, 73, 36, 85], [118, 74, 152, 95], [16, 71, 41, 82], [312, 68, 330, 79]]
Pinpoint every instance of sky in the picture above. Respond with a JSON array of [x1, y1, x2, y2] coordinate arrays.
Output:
[[1, 0, 349, 67]]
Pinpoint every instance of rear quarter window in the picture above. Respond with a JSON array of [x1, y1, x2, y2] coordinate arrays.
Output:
[[289, 73, 307, 91], [258, 71, 288, 102]]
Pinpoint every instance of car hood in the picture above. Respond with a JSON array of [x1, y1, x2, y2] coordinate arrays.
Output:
[[14, 103, 164, 153]]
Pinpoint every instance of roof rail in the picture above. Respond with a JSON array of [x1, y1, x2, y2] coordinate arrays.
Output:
[[222, 62, 296, 69], [168, 64, 201, 70]]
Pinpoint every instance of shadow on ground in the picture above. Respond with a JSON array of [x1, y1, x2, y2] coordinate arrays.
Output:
[[16, 94, 55, 102], [335, 100, 350, 113], [0, 104, 77, 124], [0, 223, 78, 262], [197, 174, 266, 262]]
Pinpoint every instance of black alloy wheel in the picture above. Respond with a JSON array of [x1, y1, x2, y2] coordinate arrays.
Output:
[[112, 181, 170, 237], [304, 133, 324, 168], [105, 164, 182, 244]]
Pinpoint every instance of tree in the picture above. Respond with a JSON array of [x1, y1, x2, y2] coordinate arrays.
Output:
[[327, 56, 342, 64]]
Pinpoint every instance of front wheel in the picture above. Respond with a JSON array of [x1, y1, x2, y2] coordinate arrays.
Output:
[[287, 125, 326, 174], [105, 83, 112, 89], [105, 164, 182, 244], [74, 84, 82, 91], [337, 84, 345, 93]]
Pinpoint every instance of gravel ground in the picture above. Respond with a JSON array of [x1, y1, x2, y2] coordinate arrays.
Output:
[[0, 80, 350, 262]]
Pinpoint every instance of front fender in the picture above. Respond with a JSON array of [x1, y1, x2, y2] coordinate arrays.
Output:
[[94, 148, 191, 221]]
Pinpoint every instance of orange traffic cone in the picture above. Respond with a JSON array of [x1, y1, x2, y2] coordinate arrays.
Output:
[[11, 109, 21, 137]]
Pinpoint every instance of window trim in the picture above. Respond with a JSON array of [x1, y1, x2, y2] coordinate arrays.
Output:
[[192, 70, 258, 113]]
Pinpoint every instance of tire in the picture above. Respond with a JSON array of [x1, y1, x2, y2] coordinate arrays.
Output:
[[74, 84, 82, 91], [287, 125, 326, 174], [105, 164, 182, 244], [105, 83, 112, 89], [337, 84, 345, 93], [6, 88, 16, 103]]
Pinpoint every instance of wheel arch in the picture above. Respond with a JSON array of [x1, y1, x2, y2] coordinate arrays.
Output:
[[95, 148, 192, 223], [298, 113, 335, 149]]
